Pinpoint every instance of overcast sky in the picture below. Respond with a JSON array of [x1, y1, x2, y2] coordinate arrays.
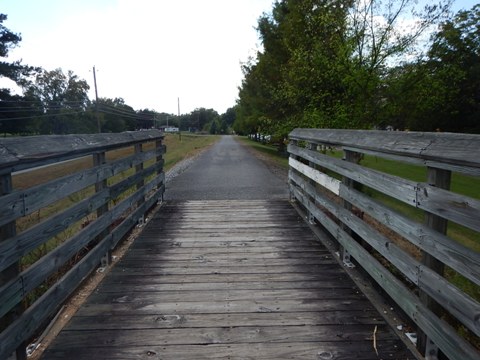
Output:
[[2, 0, 476, 115], [2, 0, 274, 115]]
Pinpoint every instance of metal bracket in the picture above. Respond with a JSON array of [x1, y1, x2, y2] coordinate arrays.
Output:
[[425, 338, 439, 360], [342, 248, 355, 268], [100, 252, 111, 268], [308, 211, 315, 225]]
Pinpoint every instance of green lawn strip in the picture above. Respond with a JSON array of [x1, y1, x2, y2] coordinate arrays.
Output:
[[163, 133, 220, 170], [237, 136, 289, 169]]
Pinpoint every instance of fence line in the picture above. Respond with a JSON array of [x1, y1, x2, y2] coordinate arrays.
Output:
[[0, 130, 165, 359], [288, 129, 480, 360]]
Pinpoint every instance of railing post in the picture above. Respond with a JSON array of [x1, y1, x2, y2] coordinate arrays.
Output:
[[93, 151, 110, 267], [341, 149, 362, 268], [0, 173, 26, 360], [306, 142, 317, 224], [417, 167, 451, 358], [288, 139, 298, 203], [135, 143, 145, 210], [156, 138, 164, 202]]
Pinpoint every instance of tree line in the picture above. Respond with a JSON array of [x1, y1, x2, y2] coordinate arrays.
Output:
[[233, 0, 479, 140], [0, 14, 236, 136]]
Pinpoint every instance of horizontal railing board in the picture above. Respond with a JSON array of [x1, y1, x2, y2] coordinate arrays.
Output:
[[290, 186, 480, 360], [0, 146, 165, 228], [0, 172, 164, 332], [290, 172, 480, 337], [339, 184, 480, 287], [289, 144, 480, 232], [0, 189, 110, 274], [0, 161, 164, 273], [288, 157, 341, 195], [0, 130, 164, 172], [343, 146, 480, 177], [289, 143, 417, 204], [290, 159, 480, 285], [0, 132, 165, 360], [109, 161, 164, 200], [289, 129, 480, 171], [0, 185, 162, 360], [416, 183, 480, 232]]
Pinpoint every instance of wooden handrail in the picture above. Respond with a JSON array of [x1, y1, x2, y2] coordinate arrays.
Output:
[[288, 129, 480, 360], [0, 130, 165, 359]]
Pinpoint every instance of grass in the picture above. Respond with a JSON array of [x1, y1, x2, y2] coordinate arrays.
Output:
[[237, 136, 289, 169], [163, 133, 219, 170]]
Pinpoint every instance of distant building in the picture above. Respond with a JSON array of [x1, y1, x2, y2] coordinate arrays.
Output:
[[159, 126, 179, 133]]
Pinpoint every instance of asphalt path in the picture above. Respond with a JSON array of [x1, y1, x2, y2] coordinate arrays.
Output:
[[164, 136, 289, 200]]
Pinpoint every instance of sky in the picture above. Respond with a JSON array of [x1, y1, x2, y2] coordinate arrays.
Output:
[[2, 0, 274, 115], [1, 0, 478, 115]]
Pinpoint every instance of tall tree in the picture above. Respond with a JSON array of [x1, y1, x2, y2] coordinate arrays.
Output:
[[0, 14, 38, 135], [24, 68, 91, 134], [236, 0, 453, 138], [97, 97, 137, 132], [345, 0, 452, 128]]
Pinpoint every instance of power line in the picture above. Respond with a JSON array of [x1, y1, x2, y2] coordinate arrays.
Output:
[[0, 111, 85, 122]]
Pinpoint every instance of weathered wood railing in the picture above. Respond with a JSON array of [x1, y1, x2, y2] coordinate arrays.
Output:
[[288, 129, 480, 360], [0, 130, 165, 359]]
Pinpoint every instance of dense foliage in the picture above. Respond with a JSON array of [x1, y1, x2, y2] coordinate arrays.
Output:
[[234, 0, 479, 138]]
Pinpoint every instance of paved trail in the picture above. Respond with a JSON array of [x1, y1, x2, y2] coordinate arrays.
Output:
[[165, 136, 289, 200]]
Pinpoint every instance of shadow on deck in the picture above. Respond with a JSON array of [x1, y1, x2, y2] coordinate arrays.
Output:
[[40, 200, 414, 359]]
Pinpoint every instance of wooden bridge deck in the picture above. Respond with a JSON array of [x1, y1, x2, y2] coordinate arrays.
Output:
[[41, 200, 413, 359]]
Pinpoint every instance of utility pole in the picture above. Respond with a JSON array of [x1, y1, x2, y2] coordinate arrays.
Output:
[[177, 97, 181, 140], [93, 66, 100, 133]]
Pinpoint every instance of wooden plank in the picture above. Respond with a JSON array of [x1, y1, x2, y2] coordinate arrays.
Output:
[[0, 173, 26, 360], [292, 187, 480, 360], [84, 288, 365, 306], [0, 189, 110, 273], [41, 324, 400, 347], [289, 143, 480, 231], [292, 172, 480, 337], [0, 130, 164, 172], [289, 143, 418, 206], [65, 310, 385, 330], [339, 184, 480, 286], [289, 128, 480, 171], [0, 191, 162, 360], [38, 200, 413, 360], [0, 148, 163, 228], [416, 182, 480, 232], [0, 179, 163, 347], [41, 340, 411, 360], [96, 280, 359, 293], [289, 157, 340, 195]]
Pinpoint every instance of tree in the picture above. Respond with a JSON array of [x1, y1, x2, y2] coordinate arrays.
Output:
[[420, 4, 480, 132], [235, 0, 453, 139], [219, 107, 236, 134], [98, 97, 137, 132], [345, 0, 452, 128], [0, 14, 38, 135], [381, 5, 480, 133], [236, 0, 353, 138], [24, 68, 91, 134]]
